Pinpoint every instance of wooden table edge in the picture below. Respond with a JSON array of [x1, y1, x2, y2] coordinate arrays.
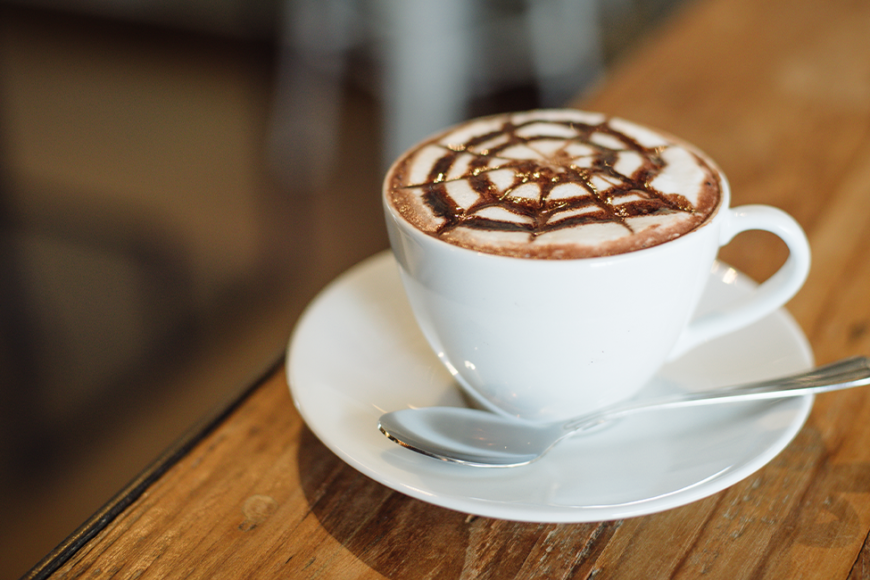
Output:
[[19, 355, 287, 580]]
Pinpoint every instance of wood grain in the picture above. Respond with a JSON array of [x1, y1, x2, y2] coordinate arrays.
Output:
[[39, 0, 870, 577]]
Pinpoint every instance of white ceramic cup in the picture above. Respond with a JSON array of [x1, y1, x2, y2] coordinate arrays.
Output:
[[384, 153, 810, 423]]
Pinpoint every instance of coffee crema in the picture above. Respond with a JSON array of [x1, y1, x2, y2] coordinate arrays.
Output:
[[385, 109, 722, 259]]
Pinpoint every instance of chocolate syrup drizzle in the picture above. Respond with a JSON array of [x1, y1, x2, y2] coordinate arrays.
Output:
[[403, 118, 704, 239]]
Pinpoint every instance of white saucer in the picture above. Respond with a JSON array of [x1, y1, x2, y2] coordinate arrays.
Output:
[[287, 251, 814, 523]]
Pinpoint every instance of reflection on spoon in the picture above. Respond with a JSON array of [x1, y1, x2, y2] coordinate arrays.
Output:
[[378, 357, 870, 468]]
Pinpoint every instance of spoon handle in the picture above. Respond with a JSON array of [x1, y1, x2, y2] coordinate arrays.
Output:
[[562, 356, 870, 433]]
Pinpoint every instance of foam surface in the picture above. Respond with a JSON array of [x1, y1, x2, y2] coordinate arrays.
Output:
[[386, 109, 722, 259]]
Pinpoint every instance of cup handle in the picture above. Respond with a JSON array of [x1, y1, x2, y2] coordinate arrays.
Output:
[[667, 205, 811, 360]]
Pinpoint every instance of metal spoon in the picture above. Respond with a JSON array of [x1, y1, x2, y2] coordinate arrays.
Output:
[[378, 356, 870, 467]]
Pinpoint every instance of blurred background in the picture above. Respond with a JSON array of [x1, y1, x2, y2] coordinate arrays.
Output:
[[0, 0, 686, 576]]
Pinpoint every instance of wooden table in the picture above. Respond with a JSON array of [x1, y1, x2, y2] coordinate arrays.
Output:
[[25, 0, 870, 577]]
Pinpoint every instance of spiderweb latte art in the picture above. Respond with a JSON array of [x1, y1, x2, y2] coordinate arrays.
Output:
[[386, 110, 722, 259]]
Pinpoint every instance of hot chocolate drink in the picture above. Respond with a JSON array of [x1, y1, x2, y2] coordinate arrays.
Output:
[[385, 109, 722, 259]]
